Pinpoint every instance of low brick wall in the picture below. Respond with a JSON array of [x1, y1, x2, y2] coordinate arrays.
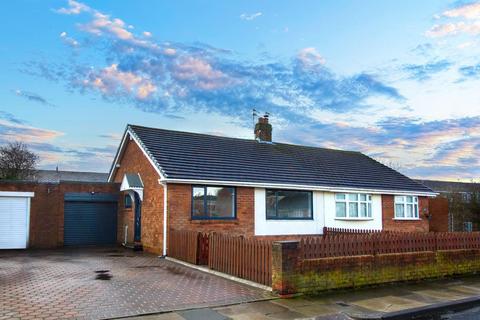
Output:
[[272, 241, 480, 295]]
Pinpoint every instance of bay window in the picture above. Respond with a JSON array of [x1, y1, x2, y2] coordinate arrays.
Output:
[[192, 186, 236, 219], [335, 193, 372, 219], [266, 189, 313, 220], [394, 195, 419, 219]]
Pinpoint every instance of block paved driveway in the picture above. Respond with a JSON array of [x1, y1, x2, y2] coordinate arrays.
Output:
[[0, 247, 271, 320]]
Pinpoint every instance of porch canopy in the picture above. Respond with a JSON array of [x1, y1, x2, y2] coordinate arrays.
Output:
[[120, 173, 144, 201]]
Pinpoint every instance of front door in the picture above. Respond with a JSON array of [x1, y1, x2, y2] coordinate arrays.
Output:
[[134, 192, 142, 242]]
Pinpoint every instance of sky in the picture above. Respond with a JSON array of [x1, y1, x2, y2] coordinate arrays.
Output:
[[0, 0, 479, 181]]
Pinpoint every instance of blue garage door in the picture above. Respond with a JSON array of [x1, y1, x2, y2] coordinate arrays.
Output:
[[64, 193, 118, 246]]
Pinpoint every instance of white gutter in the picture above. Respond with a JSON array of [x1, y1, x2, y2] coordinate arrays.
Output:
[[161, 178, 438, 197], [162, 181, 168, 257]]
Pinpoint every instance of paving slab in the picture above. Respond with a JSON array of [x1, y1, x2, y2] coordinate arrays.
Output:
[[0, 248, 271, 320], [178, 308, 230, 320]]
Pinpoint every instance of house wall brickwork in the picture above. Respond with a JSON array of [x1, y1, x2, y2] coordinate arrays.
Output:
[[429, 196, 450, 232], [382, 195, 430, 232], [167, 184, 255, 238], [112, 138, 164, 254], [0, 181, 118, 248]]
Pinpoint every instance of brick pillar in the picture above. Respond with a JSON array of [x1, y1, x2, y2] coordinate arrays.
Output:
[[272, 240, 300, 296]]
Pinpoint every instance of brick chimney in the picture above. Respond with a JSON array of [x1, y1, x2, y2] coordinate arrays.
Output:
[[255, 115, 272, 142]]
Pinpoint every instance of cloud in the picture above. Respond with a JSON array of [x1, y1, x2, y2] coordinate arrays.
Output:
[[240, 12, 262, 21], [80, 64, 157, 99], [275, 116, 480, 180], [0, 113, 117, 171], [143, 31, 152, 37], [426, 21, 480, 37], [427, 2, 480, 37], [32, 12, 403, 120], [0, 118, 63, 145], [458, 63, 480, 78], [55, 0, 90, 15], [297, 47, 326, 67], [402, 59, 452, 81], [443, 2, 480, 20], [14, 89, 55, 107], [0, 111, 26, 125], [98, 133, 122, 140], [60, 31, 79, 47]]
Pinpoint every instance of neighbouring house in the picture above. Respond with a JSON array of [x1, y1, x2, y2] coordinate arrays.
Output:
[[109, 117, 437, 255], [416, 179, 480, 232], [31, 169, 109, 183], [0, 170, 117, 249]]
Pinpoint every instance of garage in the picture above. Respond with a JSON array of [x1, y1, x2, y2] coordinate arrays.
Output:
[[0, 191, 34, 249], [64, 192, 118, 246]]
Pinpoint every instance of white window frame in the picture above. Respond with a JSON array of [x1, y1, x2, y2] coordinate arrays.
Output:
[[335, 193, 373, 220], [394, 195, 419, 220]]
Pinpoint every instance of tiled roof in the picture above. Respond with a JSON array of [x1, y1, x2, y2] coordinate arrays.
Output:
[[415, 179, 480, 193], [127, 124, 434, 194], [125, 173, 144, 188], [32, 170, 109, 183]]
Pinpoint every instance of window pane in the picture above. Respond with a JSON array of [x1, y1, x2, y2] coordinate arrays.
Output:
[[360, 203, 367, 217], [192, 187, 205, 217], [335, 194, 346, 200], [275, 190, 312, 219], [349, 202, 358, 217], [360, 194, 367, 201], [414, 197, 418, 203], [395, 196, 404, 203], [266, 190, 277, 218], [368, 203, 372, 217], [395, 204, 404, 218], [336, 202, 346, 217], [206, 187, 234, 218], [124, 194, 132, 208], [414, 204, 418, 217], [406, 196, 413, 203], [368, 195, 372, 201], [348, 194, 358, 201], [406, 204, 413, 217]]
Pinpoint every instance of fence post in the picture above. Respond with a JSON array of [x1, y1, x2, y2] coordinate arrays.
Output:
[[272, 241, 300, 296]]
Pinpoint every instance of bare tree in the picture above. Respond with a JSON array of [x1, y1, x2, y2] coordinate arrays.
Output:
[[0, 142, 38, 180]]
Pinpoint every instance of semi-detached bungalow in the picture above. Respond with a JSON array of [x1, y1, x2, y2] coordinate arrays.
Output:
[[109, 117, 437, 255]]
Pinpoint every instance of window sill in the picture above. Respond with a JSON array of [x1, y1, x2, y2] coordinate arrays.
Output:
[[393, 218, 421, 221], [190, 219, 238, 224], [335, 217, 374, 221]]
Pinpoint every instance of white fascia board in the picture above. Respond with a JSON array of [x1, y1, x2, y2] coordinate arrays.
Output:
[[162, 178, 438, 197], [107, 127, 129, 182], [0, 191, 35, 197], [107, 126, 167, 182]]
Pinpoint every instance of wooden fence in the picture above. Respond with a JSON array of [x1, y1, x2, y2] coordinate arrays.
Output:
[[208, 233, 272, 286], [301, 232, 480, 259], [169, 229, 480, 287], [168, 229, 202, 265]]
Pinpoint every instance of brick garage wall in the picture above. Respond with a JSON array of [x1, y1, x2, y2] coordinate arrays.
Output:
[[113, 138, 164, 254], [429, 196, 449, 232], [0, 181, 118, 248], [272, 241, 480, 295], [167, 184, 255, 238], [382, 195, 430, 232]]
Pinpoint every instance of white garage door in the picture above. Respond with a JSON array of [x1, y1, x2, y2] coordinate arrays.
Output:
[[0, 192, 34, 249]]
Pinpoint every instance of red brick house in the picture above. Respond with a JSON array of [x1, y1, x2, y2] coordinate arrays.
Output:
[[109, 118, 437, 255]]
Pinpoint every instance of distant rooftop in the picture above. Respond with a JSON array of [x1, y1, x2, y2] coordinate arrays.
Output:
[[32, 169, 109, 183], [415, 179, 480, 193]]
